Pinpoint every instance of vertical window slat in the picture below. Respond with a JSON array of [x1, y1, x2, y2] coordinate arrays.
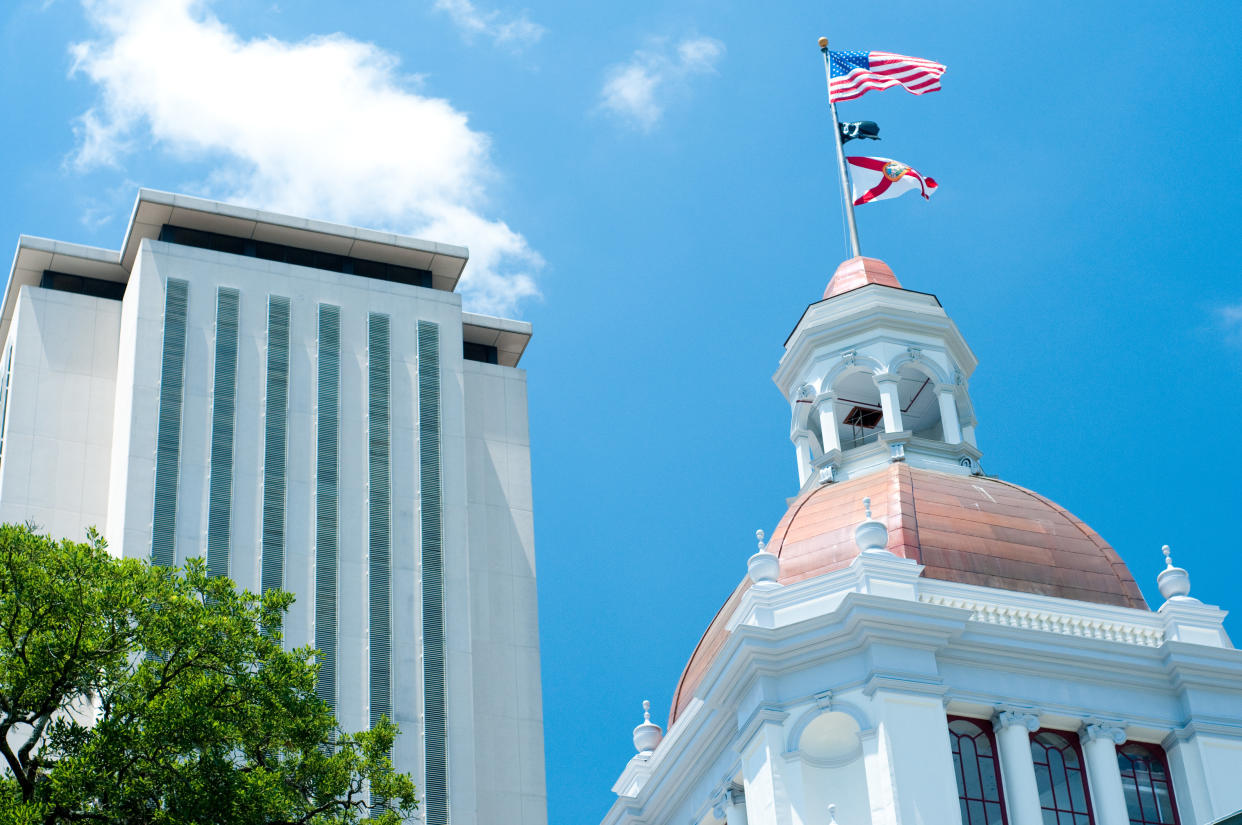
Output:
[[261, 296, 291, 608], [206, 287, 240, 579], [368, 312, 392, 811], [418, 320, 447, 825], [151, 279, 189, 567], [315, 304, 341, 712]]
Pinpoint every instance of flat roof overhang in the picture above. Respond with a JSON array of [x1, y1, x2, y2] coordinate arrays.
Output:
[[1, 189, 530, 366]]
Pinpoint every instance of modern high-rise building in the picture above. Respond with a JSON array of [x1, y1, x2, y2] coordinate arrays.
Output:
[[0, 189, 546, 825], [602, 257, 1242, 825]]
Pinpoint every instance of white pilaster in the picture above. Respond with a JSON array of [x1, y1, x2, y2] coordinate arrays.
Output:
[[794, 434, 812, 487], [875, 374, 904, 434], [937, 388, 962, 444], [1081, 723, 1128, 825], [1162, 732, 1213, 825], [818, 398, 842, 454], [864, 691, 962, 825], [739, 712, 804, 825], [993, 710, 1041, 825]]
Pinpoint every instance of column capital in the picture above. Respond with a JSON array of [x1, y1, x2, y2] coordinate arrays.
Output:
[[1082, 722, 1127, 745], [873, 371, 900, 386], [993, 708, 1040, 732]]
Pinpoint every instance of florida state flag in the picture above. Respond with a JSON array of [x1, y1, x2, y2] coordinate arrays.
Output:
[[847, 156, 938, 205]]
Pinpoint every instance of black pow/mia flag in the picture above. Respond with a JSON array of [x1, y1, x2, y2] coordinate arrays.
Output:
[[839, 120, 881, 143]]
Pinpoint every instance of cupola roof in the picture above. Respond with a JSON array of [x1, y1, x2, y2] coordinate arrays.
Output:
[[823, 256, 902, 298]]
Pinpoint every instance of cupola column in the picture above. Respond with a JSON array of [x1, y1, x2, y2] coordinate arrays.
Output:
[[818, 395, 842, 454], [874, 374, 904, 433], [937, 387, 962, 444], [992, 709, 1042, 825], [1081, 723, 1129, 825], [712, 788, 749, 825]]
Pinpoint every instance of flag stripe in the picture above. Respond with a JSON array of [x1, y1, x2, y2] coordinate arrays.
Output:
[[828, 49, 945, 103], [846, 155, 938, 205]]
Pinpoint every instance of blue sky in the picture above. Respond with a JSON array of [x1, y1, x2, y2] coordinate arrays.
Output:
[[2, 1, 1241, 823]]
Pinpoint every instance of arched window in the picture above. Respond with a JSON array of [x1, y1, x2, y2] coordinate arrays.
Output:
[[948, 717, 1007, 825], [1117, 743, 1178, 825], [1030, 730, 1094, 825]]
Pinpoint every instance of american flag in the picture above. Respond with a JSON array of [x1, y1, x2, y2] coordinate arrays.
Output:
[[829, 50, 946, 103]]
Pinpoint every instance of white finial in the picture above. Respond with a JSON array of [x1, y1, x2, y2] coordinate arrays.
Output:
[[748, 527, 780, 587], [1156, 543, 1195, 602], [632, 699, 663, 754], [854, 497, 891, 555], [828, 803, 839, 825]]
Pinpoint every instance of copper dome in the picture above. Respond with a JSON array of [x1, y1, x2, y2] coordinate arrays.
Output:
[[669, 464, 1145, 723]]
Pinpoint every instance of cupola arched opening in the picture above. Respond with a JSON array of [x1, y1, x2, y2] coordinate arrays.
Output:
[[825, 370, 884, 451], [894, 362, 945, 441]]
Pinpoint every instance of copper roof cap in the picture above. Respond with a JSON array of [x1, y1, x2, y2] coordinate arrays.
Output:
[[668, 465, 1146, 724], [824, 256, 902, 298]]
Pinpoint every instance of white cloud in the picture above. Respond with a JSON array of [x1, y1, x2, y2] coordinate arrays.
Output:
[[433, 0, 544, 48], [69, 0, 541, 315], [600, 36, 724, 131], [1219, 303, 1242, 345]]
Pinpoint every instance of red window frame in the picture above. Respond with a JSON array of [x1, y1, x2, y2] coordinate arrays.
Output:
[[948, 716, 1009, 825], [1117, 742, 1180, 825], [1030, 728, 1095, 825]]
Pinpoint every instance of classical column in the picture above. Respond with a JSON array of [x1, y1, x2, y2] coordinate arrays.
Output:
[[1081, 723, 1129, 825], [714, 787, 749, 825], [818, 398, 842, 454], [937, 387, 962, 444], [993, 709, 1042, 825], [874, 373, 904, 433], [794, 434, 812, 487]]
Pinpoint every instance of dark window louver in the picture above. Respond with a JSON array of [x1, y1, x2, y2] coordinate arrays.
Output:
[[206, 287, 240, 580], [151, 279, 189, 567], [418, 320, 447, 825], [368, 313, 393, 811], [158, 224, 433, 289], [315, 304, 341, 713], [261, 296, 291, 611]]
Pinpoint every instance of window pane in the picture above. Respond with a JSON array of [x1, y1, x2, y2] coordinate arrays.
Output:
[[962, 737, 983, 799], [949, 718, 1007, 822], [1123, 779, 1142, 822], [981, 755, 1001, 800], [1035, 762, 1056, 809], [1067, 768, 1088, 812], [1118, 743, 1178, 825]]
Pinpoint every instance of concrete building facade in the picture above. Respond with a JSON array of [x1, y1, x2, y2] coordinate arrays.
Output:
[[0, 189, 546, 825]]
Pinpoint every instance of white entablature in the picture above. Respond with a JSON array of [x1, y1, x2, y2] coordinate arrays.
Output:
[[773, 258, 983, 488]]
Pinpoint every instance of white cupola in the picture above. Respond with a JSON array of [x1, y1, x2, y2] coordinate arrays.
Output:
[[773, 256, 982, 490]]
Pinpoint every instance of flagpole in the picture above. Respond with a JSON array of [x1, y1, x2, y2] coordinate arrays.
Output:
[[819, 36, 862, 258]]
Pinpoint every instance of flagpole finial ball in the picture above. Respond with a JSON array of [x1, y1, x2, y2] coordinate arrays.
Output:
[[818, 36, 828, 48]]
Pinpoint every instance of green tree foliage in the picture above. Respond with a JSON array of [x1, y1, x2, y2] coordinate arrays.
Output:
[[0, 524, 417, 824]]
